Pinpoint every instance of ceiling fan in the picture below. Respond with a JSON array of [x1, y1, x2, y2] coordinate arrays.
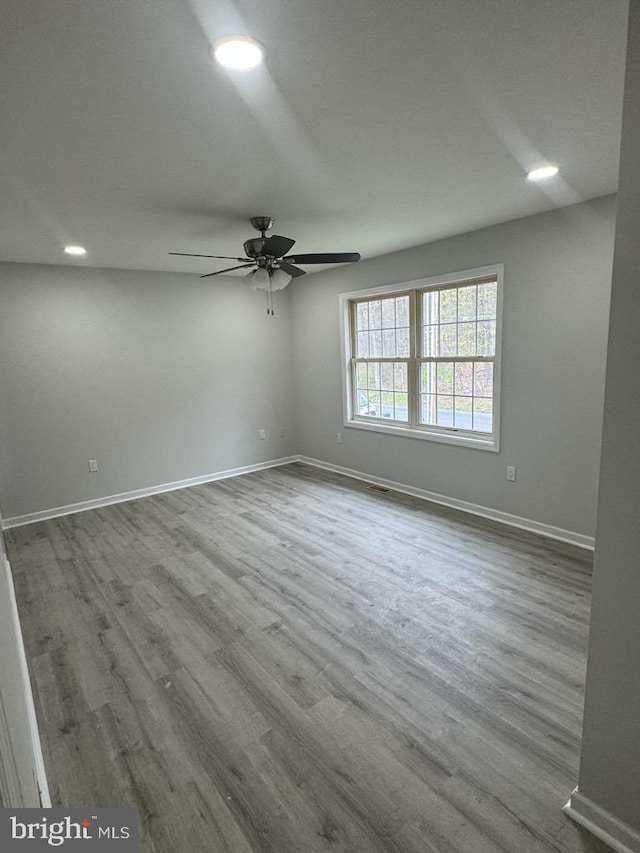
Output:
[[169, 216, 361, 314]]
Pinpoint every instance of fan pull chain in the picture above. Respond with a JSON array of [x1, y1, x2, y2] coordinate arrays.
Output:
[[267, 276, 274, 315], [265, 287, 275, 315]]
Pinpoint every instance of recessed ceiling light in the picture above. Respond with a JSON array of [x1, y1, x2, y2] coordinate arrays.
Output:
[[526, 165, 559, 182], [63, 245, 87, 256], [213, 35, 264, 70]]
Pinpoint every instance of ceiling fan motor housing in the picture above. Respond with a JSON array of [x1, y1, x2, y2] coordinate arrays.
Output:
[[244, 237, 266, 258]]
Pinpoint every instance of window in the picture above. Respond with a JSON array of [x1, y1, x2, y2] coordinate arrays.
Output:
[[341, 265, 503, 450], [353, 293, 410, 421]]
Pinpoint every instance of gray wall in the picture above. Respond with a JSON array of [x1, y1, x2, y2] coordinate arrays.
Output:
[[0, 199, 617, 540], [0, 264, 295, 519], [578, 0, 640, 832], [291, 196, 616, 539]]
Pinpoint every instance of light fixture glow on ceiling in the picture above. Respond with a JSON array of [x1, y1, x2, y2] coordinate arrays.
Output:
[[526, 165, 559, 182], [63, 245, 87, 256], [213, 36, 264, 70]]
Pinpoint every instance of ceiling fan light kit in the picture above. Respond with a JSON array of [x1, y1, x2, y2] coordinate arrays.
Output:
[[169, 217, 361, 316], [244, 268, 270, 291], [269, 268, 292, 291], [243, 266, 291, 314]]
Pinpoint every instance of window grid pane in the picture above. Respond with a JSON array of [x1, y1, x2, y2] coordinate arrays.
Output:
[[354, 360, 409, 422], [421, 282, 497, 359], [419, 358, 494, 431], [354, 295, 410, 360]]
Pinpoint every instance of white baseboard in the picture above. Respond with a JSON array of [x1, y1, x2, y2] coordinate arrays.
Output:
[[2, 453, 594, 550], [2, 456, 299, 530], [564, 787, 640, 853], [0, 557, 51, 807], [297, 456, 595, 550]]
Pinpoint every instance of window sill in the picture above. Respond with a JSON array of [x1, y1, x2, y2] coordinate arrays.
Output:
[[345, 417, 500, 452]]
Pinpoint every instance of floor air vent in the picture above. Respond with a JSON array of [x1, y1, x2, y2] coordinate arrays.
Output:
[[367, 484, 391, 494]]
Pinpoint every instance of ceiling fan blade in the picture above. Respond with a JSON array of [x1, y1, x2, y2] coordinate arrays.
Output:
[[279, 262, 306, 278], [199, 263, 255, 278], [169, 252, 248, 261], [261, 235, 296, 257], [282, 252, 361, 264]]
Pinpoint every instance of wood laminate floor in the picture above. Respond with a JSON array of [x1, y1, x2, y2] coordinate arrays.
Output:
[[6, 463, 608, 853]]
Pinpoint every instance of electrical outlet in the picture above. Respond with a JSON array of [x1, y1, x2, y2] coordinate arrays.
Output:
[[336, 432, 343, 444], [506, 465, 516, 482], [88, 459, 99, 472], [279, 427, 286, 439], [259, 429, 266, 440]]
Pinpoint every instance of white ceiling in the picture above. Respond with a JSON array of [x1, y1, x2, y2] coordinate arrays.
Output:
[[0, 0, 629, 276]]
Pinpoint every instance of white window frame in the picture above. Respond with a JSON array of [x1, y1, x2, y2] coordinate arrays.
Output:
[[339, 264, 503, 452]]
